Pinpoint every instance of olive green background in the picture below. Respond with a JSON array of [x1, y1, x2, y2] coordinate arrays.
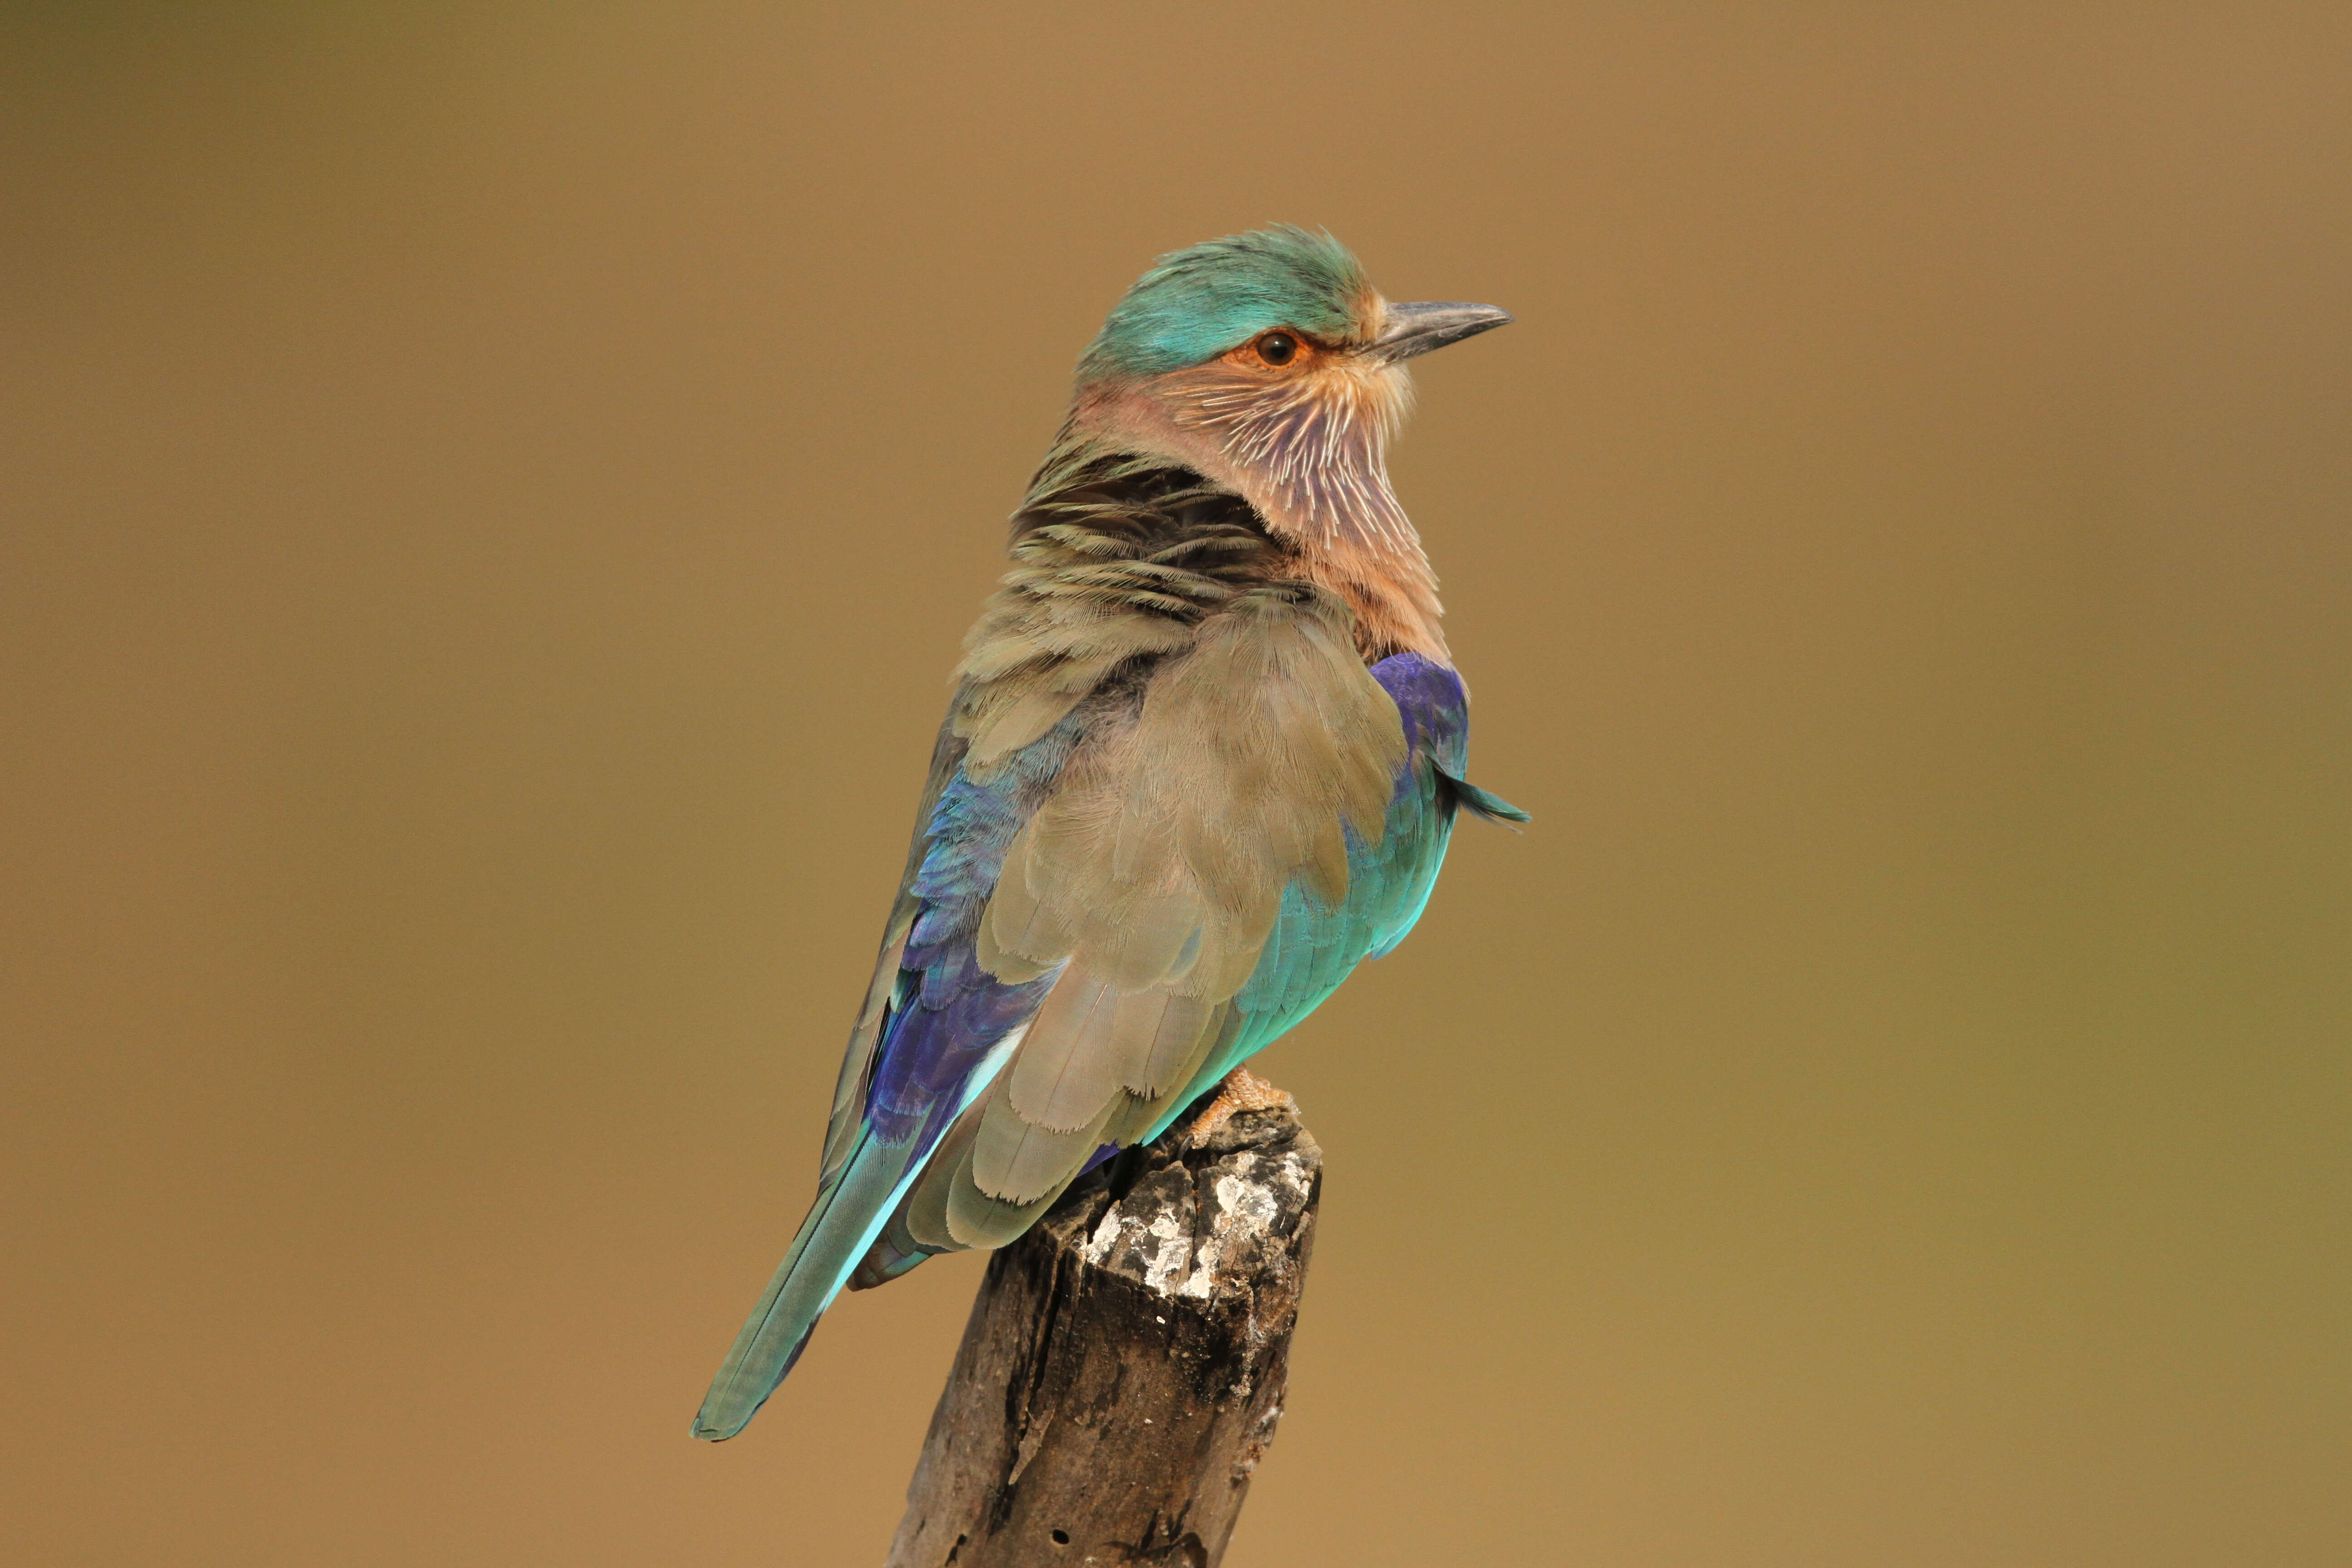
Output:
[[5, 5, 2347, 1564]]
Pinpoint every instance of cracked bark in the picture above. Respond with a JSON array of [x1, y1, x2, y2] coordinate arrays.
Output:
[[883, 1105, 1321, 1568]]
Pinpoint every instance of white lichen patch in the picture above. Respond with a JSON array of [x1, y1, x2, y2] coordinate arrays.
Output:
[[1082, 1207, 1124, 1264], [1079, 1182, 1196, 1297], [1140, 1210, 1192, 1294], [1077, 1138, 1316, 1301], [1176, 1152, 1289, 1298]]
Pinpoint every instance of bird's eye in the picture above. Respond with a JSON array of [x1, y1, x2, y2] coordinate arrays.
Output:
[[1255, 331, 1299, 367]]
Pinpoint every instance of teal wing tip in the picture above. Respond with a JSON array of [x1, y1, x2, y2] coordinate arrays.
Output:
[[691, 1404, 751, 1443], [689, 1321, 815, 1443], [1444, 773, 1532, 828], [690, 1367, 778, 1443], [691, 1375, 759, 1441]]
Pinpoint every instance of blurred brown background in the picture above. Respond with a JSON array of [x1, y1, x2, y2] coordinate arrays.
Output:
[[4, 4, 2347, 1564]]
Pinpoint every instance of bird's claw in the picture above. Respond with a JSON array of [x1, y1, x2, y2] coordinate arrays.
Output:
[[1184, 1066, 1298, 1147]]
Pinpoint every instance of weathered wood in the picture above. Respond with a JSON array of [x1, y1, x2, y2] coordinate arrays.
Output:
[[885, 1106, 1322, 1568]]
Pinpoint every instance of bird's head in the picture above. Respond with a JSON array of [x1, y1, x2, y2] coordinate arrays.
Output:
[[1059, 226, 1511, 554]]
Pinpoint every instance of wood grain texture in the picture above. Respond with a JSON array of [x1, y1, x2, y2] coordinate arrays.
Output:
[[885, 1107, 1322, 1568]]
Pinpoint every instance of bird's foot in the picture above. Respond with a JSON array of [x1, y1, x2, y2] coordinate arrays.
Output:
[[1185, 1066, 1298, 1148]]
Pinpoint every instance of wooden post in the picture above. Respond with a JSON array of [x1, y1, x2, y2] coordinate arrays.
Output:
[[884, 1106, 1323, 1568]]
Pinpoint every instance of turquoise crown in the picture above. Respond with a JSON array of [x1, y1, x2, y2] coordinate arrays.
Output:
[[1079, 226, 1369, 379]]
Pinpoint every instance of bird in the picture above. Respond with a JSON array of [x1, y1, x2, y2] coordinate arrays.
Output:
[[693, 226, 1523, 1441]]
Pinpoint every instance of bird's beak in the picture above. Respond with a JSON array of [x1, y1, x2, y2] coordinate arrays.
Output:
[[1365, 301, 1514, 363]]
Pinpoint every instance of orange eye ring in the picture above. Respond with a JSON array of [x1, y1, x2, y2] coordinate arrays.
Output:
[[1253, 330, 1301, 368]]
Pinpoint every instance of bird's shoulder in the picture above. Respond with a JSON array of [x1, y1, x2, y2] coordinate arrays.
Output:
[[950, 460, 1342, 769]]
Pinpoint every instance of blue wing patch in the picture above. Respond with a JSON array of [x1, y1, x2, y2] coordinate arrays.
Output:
[[863, 715, 1082, 1156]]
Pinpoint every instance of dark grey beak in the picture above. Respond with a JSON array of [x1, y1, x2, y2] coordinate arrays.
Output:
[[1366, 300, 1514, 363]]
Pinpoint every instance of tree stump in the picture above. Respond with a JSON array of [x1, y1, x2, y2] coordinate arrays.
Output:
[[884, 1105, 1323, 1568]]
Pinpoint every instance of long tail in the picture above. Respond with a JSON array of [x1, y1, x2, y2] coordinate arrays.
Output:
[[691, 1130, 922, 1440]]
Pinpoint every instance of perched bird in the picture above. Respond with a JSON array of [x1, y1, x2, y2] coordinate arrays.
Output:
[[694, 227, 1523, 1441]]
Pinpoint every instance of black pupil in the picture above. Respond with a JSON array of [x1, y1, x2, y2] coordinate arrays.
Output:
[[1259, 332, 1297, 365]]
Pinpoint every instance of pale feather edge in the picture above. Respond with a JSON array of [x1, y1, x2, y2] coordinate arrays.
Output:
[[814, 1018, 1031, 1305]]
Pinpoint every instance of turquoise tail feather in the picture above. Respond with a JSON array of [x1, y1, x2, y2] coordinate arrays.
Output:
[[696, 1027, 1022, 1440], [692, 1130, 917, 1441]]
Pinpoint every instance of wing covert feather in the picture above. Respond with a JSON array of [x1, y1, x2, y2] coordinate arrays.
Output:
[[983, 586, 1405, 1003]]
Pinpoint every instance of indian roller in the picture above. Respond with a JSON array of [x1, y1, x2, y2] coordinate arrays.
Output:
[[694, 227, 1523, 1440]]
